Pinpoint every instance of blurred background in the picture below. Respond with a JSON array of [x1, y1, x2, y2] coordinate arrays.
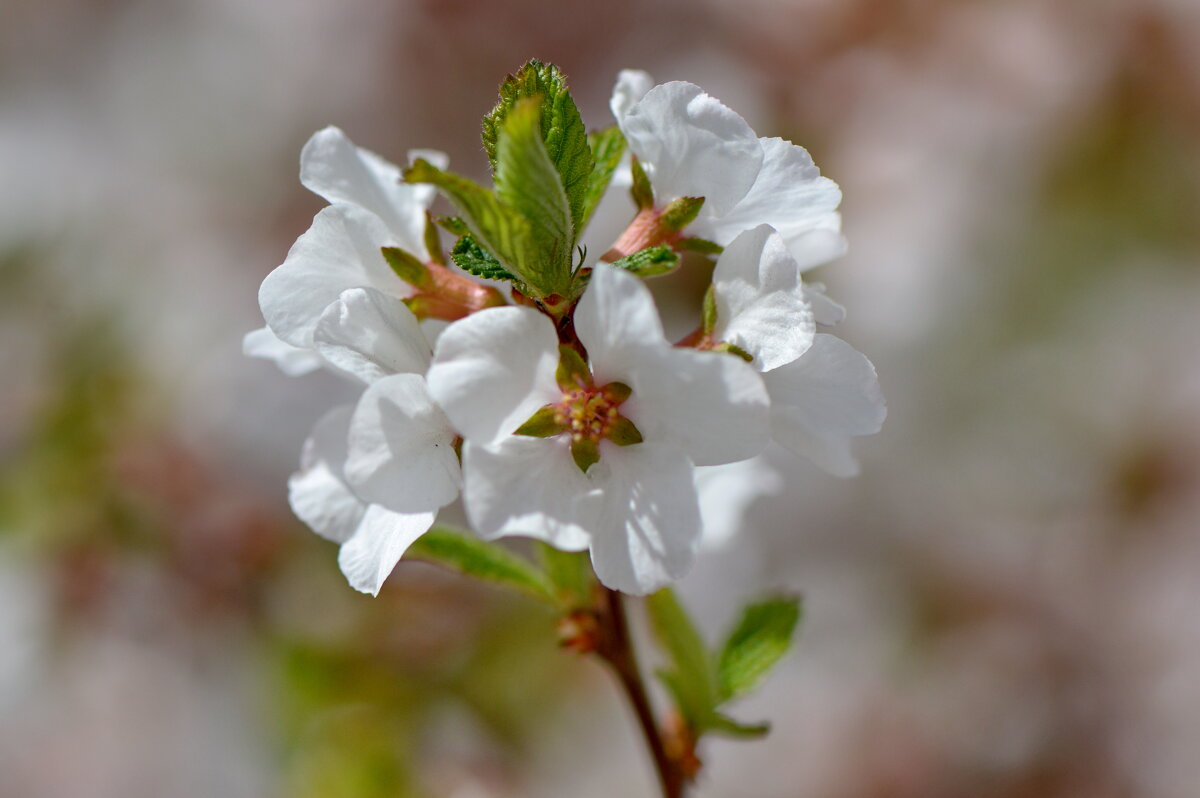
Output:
[[2, 0, 1199, 796]]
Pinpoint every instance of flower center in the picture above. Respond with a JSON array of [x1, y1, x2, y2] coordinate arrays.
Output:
[[555, 388, 622, 444]]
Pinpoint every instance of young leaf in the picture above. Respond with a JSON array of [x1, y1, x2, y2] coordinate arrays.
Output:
[[406, 525, 556, 604], [716, 595, 802, 702], [608, 245, 679, 277], [482, 60, 593, 232], [450, 234, 518, 283], [535, 543, 594, 609], [381, 246, 430, 288], [494, 97, 574, 292], [701, 283, 718, 336], [708, 713, 770, 739], [404, 159, 535, 288], [581, 126, 627, 229], [676, 237, 723, 255], [436, 216, 471, 236], [423, 212, 445, 265], [646, 587, 719, 729]]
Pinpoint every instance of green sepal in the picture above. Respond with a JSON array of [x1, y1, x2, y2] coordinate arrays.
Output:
[[514, 405, 566, 437], [436, 216, 470, 236], [630, 156, 654, 210], [708, 713, 770, 739], [570, 437, 600, 473], [608, 245, 680, 277], [493, 97, 574, 293], [676, 237, 724, 255], [701, 284, 718, 336], [645, 587, 719, 731], [482, 60, 593, 234], [556, 345, 592, 390], [715, 594, 803, 702], [406, 526, 556, 604], [423, 212, 445, 265], [600, 381, 632, 403], [403, 159, 537, 287], [535, 543, 595, 609], [661, 196, 705, 232], [716, 342, 753, 362], [450, 234, 519, 283], [581, 126, 627, 228], [381, 246, 430, 289], [607, 416, 643, 446]]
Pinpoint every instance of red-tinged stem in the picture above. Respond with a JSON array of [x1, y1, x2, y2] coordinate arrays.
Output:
[[603, 208, 682, 262], [595, 587, 688, 798]]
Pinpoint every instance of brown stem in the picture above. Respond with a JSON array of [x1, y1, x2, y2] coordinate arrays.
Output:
[[595, 587, 687, 798]]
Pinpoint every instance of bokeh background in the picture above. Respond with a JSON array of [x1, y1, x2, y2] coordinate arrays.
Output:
[[2, 0, 1199, 796]]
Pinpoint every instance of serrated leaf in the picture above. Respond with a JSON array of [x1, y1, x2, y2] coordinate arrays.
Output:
[[483, 60, 593, 233], [494, 97, 574, 292], [708, 713, 770, 739], [646, 587, 719, 729], [404, 159, 535, 285], [630, 156, 654, 210], [406, 526, 556, 603], [716, 595, 802, 702], [581, 126, 627, 229], [450, 234, 518, 283], [535, 543, 594, 609], [608, 245, 679, 277]]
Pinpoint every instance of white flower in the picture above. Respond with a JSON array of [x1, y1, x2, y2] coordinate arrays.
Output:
[[610, 70, 846, 268], [706, 227, 885, 476], [426, 264, 770, 594], [695, 457, 784, 550], [242, 325, 324, 376], [258, 127, 447, 350], [288, 286, 461, 594]]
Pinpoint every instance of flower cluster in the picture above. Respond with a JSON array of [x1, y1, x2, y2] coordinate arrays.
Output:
[[246, 63, 885, 596]]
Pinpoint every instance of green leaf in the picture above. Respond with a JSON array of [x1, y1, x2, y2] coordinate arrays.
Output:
[[450, 234, 518, 283], [535, 543, 594, 609], [436, 216, 471, 236], [581, 126, 627, 228], [630, 156, 654, 210], [708, 713, 770, 739], [494, 97, 574, 292], [646, 587, 718, 729], [716, 595, 802, 702], [403, 159, 537, 287], [608, 245, 680, 277], [406, 526, 555, 603], [661, 196, 705, 231], [482, 60, 593, 233], [380, 246, 430, 288]]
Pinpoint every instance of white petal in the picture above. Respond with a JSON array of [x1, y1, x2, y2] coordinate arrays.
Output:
[[337, 504, 436, 596], [695, 137, 844, 265], [622, 347, 770, 466], [242, 326, 324, 376], [313, 287, 431, 383], [461, 437, 593, 552], [584, 443, 700, 595], [259, 204, 408, 348], [299, 126, 437, 254], [610, 69, 655, 122], [288, 406, 363, 544], [766, 334, 886, 477], [618, 82, 763, 216], [427, 307, 561, 444], [712, 225, 815, 372], [695, 457, 784, 550], [344, 374, 461, 513], [804, 282, 846, 326], [573, 263, 666, 382]]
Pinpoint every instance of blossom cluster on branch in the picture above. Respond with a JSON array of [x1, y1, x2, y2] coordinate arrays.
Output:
[[246, 63, 885, 598]]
